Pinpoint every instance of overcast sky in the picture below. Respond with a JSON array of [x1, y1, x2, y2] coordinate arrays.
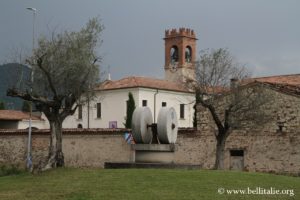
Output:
[[0, 0, 299, 80]]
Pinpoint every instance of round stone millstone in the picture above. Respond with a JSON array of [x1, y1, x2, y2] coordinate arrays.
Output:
[[157, 107, 178, 144], [131, 107, 153, 144]]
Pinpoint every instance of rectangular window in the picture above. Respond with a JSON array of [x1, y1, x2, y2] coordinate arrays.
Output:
[[78, 105, 82, 119], [96, 103, 101, 118], [230, 150, 244, 157], [142, 100, 147, 107], [180, 104, 185, 119], [162, 102, 167, 107]]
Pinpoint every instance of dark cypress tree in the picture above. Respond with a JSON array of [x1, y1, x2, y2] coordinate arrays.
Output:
[[125, 92, 136, 128]]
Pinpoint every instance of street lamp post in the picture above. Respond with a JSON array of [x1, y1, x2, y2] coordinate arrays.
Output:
[[26, 7, 36, 171]]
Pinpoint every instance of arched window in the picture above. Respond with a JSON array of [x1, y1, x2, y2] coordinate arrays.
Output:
[[185, 46, 192, 63], [77, 124, 83, 128], [170, 45, 179, 63]]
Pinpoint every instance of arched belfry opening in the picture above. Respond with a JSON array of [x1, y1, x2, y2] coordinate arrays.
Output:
[[164, 28, 197, 82], [185, 46, 192, 63], [170, 45, 179, 63]]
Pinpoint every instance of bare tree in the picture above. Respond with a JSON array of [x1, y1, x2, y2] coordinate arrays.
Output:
[[193, 48, 271, 169], [7, 18, 103, 170]]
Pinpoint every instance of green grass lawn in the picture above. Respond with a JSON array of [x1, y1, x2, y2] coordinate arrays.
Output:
[[0, 168, 299, 200]]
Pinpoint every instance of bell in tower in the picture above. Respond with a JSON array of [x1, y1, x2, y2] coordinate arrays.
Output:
[[164, 28, 197, 83]]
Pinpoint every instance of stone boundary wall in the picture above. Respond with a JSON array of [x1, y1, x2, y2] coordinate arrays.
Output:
[[0, 128, 205, 169], [225, 131, 300, 174], [0, 127, 299, 174]]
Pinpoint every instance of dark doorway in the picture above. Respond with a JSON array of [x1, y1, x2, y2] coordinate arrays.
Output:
[[230, 150, 244, 171]]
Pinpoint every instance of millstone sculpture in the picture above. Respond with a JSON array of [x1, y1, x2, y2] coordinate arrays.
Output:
[[132, 107, 178, 144], [104, 106, 200, 168]]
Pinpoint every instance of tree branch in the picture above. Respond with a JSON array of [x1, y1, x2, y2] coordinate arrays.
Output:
[[36, 56, 58, 98], [7, 88, 55, 106], [198, 97, 225, 134], [59, 94, 78, 121]]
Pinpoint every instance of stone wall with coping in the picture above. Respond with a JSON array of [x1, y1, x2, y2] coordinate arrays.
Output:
[[196, 86, 300, 174], [0, 129, 133, 168], [0, 128, 204, 168]]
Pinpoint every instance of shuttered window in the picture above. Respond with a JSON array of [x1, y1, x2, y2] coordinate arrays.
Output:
[[180, 104, 185, 119], [97, 103, 101, 118], [78, 105, 82, 119], [142, 100, 147, 107]]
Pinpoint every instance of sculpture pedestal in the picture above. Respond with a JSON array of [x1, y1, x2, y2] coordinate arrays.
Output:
[[105, 141, 201, 169], [132, 144, 177, 163]]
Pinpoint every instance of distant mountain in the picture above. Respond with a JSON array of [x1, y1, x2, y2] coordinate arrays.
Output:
[[0, 63, 31, 110]]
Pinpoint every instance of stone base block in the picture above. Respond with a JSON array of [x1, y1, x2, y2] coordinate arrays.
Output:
[[131, 144, 177, 163]]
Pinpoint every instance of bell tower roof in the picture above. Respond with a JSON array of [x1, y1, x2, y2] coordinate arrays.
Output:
[[164, 28, 197, 39]]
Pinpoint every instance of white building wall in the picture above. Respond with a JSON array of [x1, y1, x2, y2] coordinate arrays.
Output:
[[137, 88, 195, 127], [0, 113, 50, 130], [89, 88, 139, 128], [63, 88, 140, 128], [63, 87, 195, 129], [17, 119, 49, 129]]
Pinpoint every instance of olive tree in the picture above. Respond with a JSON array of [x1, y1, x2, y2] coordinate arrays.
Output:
[[7, 18, 103, 170], [193, 48, 271, 169]]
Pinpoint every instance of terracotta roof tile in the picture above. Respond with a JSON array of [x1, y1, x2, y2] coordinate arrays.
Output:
[[95, 76, 193, 93], [243, 74, 300, 86], [261, 82, 300, 96], [239, 74, 300, 96], [0, 110, 42, 121]]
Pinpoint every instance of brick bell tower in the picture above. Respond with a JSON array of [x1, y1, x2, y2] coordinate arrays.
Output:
[[164, 28, 197, 82]]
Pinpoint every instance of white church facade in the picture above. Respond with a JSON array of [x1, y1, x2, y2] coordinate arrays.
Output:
[[62, 76, 195, 128]]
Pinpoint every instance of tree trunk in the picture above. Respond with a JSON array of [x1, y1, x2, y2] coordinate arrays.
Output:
[[43, 118, 64, 170], [214, 132, 227, 170]]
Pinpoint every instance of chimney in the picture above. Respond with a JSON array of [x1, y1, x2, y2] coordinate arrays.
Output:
[[230, 78, 239, 90]]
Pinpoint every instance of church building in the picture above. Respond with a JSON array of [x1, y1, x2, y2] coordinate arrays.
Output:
[[62, 28, 197, 128]]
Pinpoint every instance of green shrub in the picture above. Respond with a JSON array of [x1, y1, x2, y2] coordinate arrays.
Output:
[[0, 164, 23, 177]]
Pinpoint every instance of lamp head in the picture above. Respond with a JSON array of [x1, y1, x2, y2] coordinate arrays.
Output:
[[26, 7, 37, 12]]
